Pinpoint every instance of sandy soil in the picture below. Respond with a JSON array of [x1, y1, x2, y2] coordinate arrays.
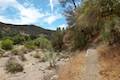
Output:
[[0, 50, 68, 80]]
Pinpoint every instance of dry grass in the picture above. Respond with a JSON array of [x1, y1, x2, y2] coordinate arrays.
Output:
[[97, 45, 120, 80], [58, 51, 85, 80], [58, 45, 120, 80]]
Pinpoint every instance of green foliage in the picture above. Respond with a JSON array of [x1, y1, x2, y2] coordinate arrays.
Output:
[[1, 39, 14, 50], [13, 35, 25, 44], [51, 27, 65, 51], [34, 35, 53, 50], [5, 58, 24, 73], [25, 41, 36, 50], [0, 31, 3, 39], [73, 29, 88, 50], [29, 35, 37, 40], [101, 31, 110, 43], [60, 0, 120, 50]]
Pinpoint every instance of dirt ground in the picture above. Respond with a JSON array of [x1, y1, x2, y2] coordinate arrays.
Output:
[[58, 45, 120, 80], [0, 50, 68, 80], [0, 45, 120, 80]]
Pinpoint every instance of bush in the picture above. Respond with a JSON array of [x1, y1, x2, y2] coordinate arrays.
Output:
[[18, 54, 26, 61], [1, 39, 14, 50], [44, 51, 57, 68], [0, 49, 5, 57], [11, 48, 19, 55], [25, 41, 36, 50], [51, 28, 65, 51], [13, 35, 25, 44], [34, 36, 53, 50], [5, 58, 24, 73], [11, 47, 28, 55]]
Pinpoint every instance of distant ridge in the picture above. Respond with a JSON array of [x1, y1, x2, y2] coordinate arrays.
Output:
[[0, 22, 54, 37]]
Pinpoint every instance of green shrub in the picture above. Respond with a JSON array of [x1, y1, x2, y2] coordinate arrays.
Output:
[[101, 30, 110, 44], [51, 28, 65, 51], [25, 41, 36, 50], [34, 36, 53, 50], [72, 30, 88, 50], [13, 35, 25, 44], [5, 58, 24, 73], [1, 39, 14, 50]]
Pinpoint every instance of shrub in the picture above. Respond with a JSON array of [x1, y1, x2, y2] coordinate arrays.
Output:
[[18, 54, 26, 61], [51, 28, 65, 51], [44, 51, 57, 68], [1, 39, 14, 50], [5, 58, 24, 73], [34, 36, 53, 50], [13, 35, 25, 44], [11, 48, 19, 55], [11, 47, 28, 55], [0, 49, 5, 57], [25, 41, 36, 50]]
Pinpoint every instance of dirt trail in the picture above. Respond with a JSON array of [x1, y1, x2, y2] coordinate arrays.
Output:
[[82, 49, 101, 80]]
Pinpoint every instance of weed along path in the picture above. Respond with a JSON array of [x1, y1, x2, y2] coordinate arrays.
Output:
[[82, 49, 101, 80]]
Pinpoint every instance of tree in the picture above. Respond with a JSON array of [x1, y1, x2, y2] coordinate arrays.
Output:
[[61, 0, 120, 50], [51, 27, 65, 51]]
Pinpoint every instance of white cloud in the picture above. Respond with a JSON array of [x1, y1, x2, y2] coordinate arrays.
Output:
[[43, 14, 62, 24], [0, 0, 45, 24], [14, 2, 45, 19], [0, 0, 64, 28]]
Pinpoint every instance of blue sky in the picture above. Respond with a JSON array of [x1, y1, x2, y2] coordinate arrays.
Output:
[[0, 0, 67, 30]]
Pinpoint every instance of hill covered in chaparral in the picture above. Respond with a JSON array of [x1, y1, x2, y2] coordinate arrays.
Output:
[[0, 22, 54, 37]]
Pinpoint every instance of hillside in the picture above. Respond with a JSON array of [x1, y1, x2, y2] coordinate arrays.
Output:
[[0, 22, 54, 37]]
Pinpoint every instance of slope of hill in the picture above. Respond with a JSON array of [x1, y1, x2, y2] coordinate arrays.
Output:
[[0, 22, 54, 37]]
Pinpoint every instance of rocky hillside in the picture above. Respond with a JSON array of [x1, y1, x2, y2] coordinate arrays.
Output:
[[0, 22, 54, 37]]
